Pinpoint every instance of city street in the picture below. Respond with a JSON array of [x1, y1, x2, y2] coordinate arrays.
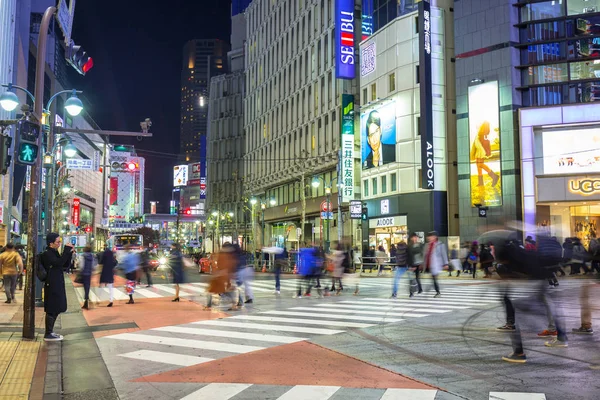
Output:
[[20, 273, 596, 400]]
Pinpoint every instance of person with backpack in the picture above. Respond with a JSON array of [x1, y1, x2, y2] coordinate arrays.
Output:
[[589, 237, 600, 274], [40, 233, 74, 341], [571, 237, 591, 275], [466, 242, 479, 278], [407, 233, 424, 296], [0, 243, 23, 304], [391, 240, 408, 298], [78, 246, 96, 310]]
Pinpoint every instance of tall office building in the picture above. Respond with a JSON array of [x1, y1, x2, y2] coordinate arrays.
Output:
[[244, 0, 361, 250], [180, 39, 229, 165], [206, 1, 249, 248]]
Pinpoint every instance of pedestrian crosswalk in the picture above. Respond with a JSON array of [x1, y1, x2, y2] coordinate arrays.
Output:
[[100, 282, 558, 371], [175, 384, 548, 400], [75, 277, 518, 303]]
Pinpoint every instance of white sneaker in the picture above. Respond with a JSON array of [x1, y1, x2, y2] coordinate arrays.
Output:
[[44, 333, 63, 342], [274, 290, 280, 294]]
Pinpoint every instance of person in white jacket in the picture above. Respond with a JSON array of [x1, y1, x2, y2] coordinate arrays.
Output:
[[422, 231, 448, 298]]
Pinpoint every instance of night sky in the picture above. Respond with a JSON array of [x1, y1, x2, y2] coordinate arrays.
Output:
[[68, 0, 231, 212]]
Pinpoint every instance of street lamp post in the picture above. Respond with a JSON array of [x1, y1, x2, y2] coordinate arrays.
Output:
[[312, 177, 339, 253]]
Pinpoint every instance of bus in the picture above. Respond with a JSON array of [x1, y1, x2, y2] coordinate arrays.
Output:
[[107, 234, 144, 260]]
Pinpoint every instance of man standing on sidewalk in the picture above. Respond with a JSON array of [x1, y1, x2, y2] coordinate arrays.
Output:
[[41, 233, 74, 341], [0, 243, 23, 304]]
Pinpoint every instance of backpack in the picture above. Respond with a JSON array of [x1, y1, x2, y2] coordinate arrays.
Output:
[[468, 252, 477, 263], [36, 252, 47, 281]]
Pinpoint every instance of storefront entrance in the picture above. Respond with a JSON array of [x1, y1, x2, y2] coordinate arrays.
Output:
[[539, 203, 600, 247], [368, 216, 408, 252]]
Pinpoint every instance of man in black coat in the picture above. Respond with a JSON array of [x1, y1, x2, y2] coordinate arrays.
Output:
[[41, 233, 74, 341]]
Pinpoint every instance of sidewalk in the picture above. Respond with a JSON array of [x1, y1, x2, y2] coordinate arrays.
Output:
[[0, 285, 45, 400]]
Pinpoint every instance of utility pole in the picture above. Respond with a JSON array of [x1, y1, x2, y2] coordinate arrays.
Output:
[[23, 6, 55, 340]]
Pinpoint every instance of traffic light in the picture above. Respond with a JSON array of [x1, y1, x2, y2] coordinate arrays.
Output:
[[15, 120, 40, 165], [126, 162, 137, 171], [67, 43, 94, 75], [184, 208, 192, 215], [0, 134, 12, 175], [361, 206, 368, 221]]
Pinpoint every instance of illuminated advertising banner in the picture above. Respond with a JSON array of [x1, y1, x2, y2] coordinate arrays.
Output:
[[419, 0, 434, 190], [173, 165, 189, 187], [361, 42, 376, 77], [468, 81, 502, 207], [72, 198, 80, 226], [341, 94, 355, 203], [361, 101, 396, 170], [542, 128, 600, 175], [335, 0, 355, 79], [361, 0, 374, 40]]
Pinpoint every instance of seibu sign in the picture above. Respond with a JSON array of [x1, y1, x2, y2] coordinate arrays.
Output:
[[335, 0, 355, 79]]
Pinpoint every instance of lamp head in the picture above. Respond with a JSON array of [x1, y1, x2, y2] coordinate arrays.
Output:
[[211, 211, 218, 217], [64, 143, 77, 158], [250, 198, 257, 205], [228, 212, 234, 217], [311, 178, 320, 188], [64, 93, 83, 116], [0, 91, 19, 112], [269, 199, 276, 206]]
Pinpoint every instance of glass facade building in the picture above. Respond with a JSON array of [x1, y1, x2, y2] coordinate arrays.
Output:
[[518, 0, 600, 106], [362, 0, 419, 39]]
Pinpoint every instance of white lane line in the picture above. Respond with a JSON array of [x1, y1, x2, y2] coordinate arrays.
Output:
[[250, 281, 277, 289], [192, 319, 344, 335], [180, 285, 205, 294], [74, 287, 84, 303], [152, 326, 307, 344], [319, 303, 451, 314], [181, 383, 252, 400], [230, 315, 374, 328], [380, 388, 438, 400], [294, 306, 429, 318], [489, 392, 546, 400], [134, 288, 163, 298], [189, 282, 208, 287], [101, 287, 129, 300], [341, 300, 471, 309], [415, 295, 498, 303], [87, 288, 101, 303], [105, 333, 264, 353], [152, 284, 194, 297], [277, 385, 340, 400], [357, 296, 496, 304], [119, 350, 213, 366], [261, 310, 404, 323]]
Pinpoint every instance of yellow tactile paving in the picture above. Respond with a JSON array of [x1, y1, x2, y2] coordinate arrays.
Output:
[[0, 341, 40, 398]]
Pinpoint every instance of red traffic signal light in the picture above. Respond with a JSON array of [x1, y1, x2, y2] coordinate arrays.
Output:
[[127, 162, 137, 171], [85, 226, 92, 233], [68, 43, 94, 75], [185, 209, 192, 215]]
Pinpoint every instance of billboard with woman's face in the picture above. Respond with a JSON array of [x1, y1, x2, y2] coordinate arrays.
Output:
[[469, 81, 502, 207], [361, 102, 396, 170]]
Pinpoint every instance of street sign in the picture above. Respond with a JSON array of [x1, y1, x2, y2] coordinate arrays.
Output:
[[93, 150, 100, 170], [349, 200, 362, 219], [57, 0, 76, 45], [320, 200, 332, 213], [320, 211, 334, 220], [478, 208, 488, 218], [72, 198, 80, 226], [70, 236, 77, 245], [66, 158, 94, 170]]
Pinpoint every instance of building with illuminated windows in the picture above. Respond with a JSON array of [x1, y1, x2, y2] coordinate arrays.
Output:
[[455, 0, 600, 243], [243, 0, 361, 251], [180, 39, 229, 165]]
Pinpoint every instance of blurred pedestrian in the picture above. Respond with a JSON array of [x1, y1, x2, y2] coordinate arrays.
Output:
[[140, 245, 153, 287], [41, 233, 74, 341], [205, 243, 237, 310], [99, 247, 117, 307], [295, 244, 315, 299], [571, 237, 591, 275], [422, 231, 448, 298], [0, 243, 23, 304], [15, 244, 26, 290], [235, 245, 254, 304], [408, 233, 424, 296], [78, 246, 96, 310], [479, 243, 494, 278], [391, 240, 408, 298], [466, 241, 479, 278], [329, 244, 345, 295], [170, 243, 185, 302], [375, 245, 388, 276], [121, 245, 141, 304]]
